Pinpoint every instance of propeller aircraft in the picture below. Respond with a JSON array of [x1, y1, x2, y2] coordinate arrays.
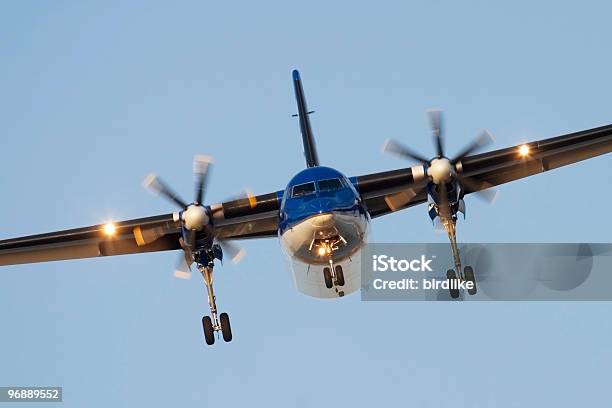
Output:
[[2, 70, 612, 345]]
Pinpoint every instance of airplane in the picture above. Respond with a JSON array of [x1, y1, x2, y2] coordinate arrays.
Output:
[[1, 69, 612, 345]]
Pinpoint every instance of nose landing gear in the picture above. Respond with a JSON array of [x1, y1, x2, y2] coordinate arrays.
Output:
[[441, 216, 477, 299], [199, 262, 232, 345], [323, 259, 345, 297], [313, 237, 346, 297]]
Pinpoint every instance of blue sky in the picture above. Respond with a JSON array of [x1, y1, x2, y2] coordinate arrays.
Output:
[[1, 1, 611, 406]]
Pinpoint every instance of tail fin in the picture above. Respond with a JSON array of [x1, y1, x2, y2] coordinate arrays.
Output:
[[292, 70, 320, 167]]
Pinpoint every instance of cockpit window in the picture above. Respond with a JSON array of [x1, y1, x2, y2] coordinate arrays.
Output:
[[317, 178, 344, 192], [291, 182, 316, 197]]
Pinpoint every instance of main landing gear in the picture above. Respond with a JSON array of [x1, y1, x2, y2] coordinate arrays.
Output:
[[199, 261, 232, 345], [442, 217, 477, 299]]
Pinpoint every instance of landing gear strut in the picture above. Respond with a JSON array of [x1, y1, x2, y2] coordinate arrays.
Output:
[[441, 216, 477, 298], [199, 261, 232, 345]]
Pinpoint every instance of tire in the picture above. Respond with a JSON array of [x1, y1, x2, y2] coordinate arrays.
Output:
[[335, 265, 345, 286], [323, 267, 333, 289], [220, 312, 232, 342], [447, 269, 460, 299], [202, 315, 215, 345], [464, 266, 477, 295]]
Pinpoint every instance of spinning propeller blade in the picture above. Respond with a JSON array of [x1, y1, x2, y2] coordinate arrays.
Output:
[[219, 240, 246, 264], [384, 186, 426, 212], [382, 139, 429, 164], [194, 155, 213, 205], [143, 173, 189, 209], [427, 109, 444, 158], [173, 252, 193, 280], [451, 130, 494, 164], [437, 182, 452, 219], [455, 174, 498, 203]]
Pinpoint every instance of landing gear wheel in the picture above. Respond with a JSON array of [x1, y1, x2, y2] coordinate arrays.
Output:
[[447, 269, 460, 299], [335, 265, 345, 286], [464, 266, 477, 295], [323, 267, 333, 289], [220, 312, 232, 342], [202, 315, 215, 345]]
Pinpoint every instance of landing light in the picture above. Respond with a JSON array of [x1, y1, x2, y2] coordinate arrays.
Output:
[[103, 222, 117, 236], [317, 247, 326, 256], [519, 144, 530, 157]]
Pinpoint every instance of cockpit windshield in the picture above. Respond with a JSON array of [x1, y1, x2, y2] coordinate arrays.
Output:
[[291, 182, 316, 197], [317, 178, 343, 192]]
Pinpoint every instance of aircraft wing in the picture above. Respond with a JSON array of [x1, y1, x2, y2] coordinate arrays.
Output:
[[356, 123, 612, 218], [2, 123, 611, 266], [0, 193, 280, 266]]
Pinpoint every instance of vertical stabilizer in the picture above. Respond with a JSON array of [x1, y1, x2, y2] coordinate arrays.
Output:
[[292, 70, 320, 167]]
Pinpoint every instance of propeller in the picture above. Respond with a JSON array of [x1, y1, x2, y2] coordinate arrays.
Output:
[[382, 109, 497, 212], [138, 155, 246, 279]]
